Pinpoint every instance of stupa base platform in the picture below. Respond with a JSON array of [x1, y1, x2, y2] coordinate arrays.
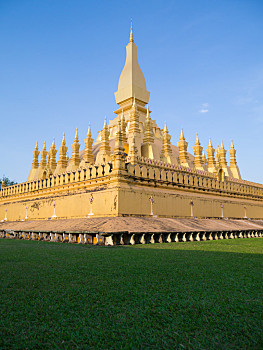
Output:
[[0, 217, 263, 245]]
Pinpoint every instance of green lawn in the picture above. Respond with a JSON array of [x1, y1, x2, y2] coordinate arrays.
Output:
[[0, 239, 262, 350]]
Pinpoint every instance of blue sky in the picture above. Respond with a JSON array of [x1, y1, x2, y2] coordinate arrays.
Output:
[[0, 0, 263, 183]]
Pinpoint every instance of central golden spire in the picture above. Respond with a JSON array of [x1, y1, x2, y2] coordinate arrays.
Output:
[[115, 22, 150, 106]]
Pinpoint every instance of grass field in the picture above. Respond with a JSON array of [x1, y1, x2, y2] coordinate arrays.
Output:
[[0, 239, 262, 350]]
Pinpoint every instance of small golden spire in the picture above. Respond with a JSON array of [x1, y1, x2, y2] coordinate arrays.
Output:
[[177, 127, 189, 166], [97, 115, 110, 163], [114, 116, 125, 154], [35, 141, 38, 149], [195, 133, 200, 145], [48, 138, 57, 173], [229, 139, 239, 176], [146, 105, 150, 120], [103, 116, 107, 129], [130, 19, 134, 42], [57, 132, 68, 171], [129, 133, 138, 165], [71, 128, 80, 168], [202, 149, 207, 164], [206, 138, 215, 171], [180, 127, 185, 140], [193, 133, 203, 169], [62, 132, 66, 145], [120, 111, 127, 144], [215, 146, 220, 167], [1, 174, 5, 189], [118, 113, 125, 125], [219, 141, 227, 168], [160, 121, 174, 164], [40, 142, 47, 169], [74, 128, 79, 142], [87, 123, 91, 137], [143, 105, 154, 144]]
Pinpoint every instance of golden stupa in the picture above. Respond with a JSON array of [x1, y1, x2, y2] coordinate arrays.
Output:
[[1, 23, 263, 222]]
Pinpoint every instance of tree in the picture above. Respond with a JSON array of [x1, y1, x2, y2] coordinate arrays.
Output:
[[0, 176, 17, 188]]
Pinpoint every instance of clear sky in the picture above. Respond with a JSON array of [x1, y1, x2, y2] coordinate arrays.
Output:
[[0, 0, 263, 184]]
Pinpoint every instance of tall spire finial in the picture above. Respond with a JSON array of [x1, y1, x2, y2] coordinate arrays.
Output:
[[130, 19, 134, 43]]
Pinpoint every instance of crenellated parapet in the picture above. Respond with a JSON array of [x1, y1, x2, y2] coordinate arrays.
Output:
[[2, 155, 263, 203], [1, 161, 114, 198], [126, 159, 263, 200]]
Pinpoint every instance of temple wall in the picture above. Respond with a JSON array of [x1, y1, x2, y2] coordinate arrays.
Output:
[[118, 185, 263, 219], [0, 186, 118, 221], [119, 161, 263, 219], [0, 163, 118, 221], [0, 160, 263, 221]]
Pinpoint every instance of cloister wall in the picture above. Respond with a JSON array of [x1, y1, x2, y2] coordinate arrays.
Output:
[[0, 160, 263, 221]]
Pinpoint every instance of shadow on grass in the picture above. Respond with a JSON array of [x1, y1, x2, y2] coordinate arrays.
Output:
[[0, 239, 262, 349]]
